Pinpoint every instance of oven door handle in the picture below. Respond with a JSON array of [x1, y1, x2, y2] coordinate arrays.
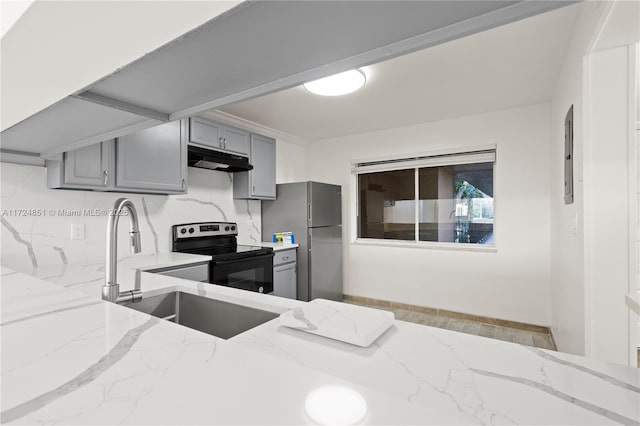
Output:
[[211, 252, 274, 266]]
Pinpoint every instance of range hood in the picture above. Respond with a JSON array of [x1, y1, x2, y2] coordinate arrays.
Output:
[[187, 145, 253, 172]]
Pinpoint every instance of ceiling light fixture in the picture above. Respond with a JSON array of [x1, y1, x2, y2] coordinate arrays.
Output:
[[303, 69, 366, 96]]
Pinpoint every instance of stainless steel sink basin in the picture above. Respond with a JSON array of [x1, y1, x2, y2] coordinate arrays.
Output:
[[124, 291, 278, 339]]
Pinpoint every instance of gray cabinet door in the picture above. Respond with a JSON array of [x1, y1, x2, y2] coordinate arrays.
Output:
[[273, 262, 297, 299], [189, 117, 222, 149], [116, 120, 186, 193], [233, 133, 275, 200], [63, 141, 111, 187], [250, 134, 276, 198], [222, 125, 250, 156], [190, 117, 249, 156]]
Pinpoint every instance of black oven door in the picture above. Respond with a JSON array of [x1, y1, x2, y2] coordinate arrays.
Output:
[[210, 252, 274, 294]]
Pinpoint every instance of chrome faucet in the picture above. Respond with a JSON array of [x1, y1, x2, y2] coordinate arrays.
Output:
[[102, 198, 143, 303]]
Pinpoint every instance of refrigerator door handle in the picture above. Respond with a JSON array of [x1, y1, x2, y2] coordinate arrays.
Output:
[[308, 203, 312, 223]]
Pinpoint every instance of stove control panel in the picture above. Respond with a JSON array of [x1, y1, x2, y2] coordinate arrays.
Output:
[[173, 222, 238, 239]]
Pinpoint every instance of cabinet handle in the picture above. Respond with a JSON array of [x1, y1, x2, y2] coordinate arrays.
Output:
[[252, 184, 256, 193], [219, 137, 223, 148], [282, 256, 289, 261], [224, 138, 227, 149], [181, 179, 186, 191], [103, 170, 108, 185]]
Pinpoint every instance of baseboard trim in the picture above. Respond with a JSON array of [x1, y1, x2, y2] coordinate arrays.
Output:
[[343, 294, 551, 335], [549, 329, 558, 352]]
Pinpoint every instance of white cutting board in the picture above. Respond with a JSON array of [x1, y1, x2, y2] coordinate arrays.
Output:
[[279, 299, 395, 347]]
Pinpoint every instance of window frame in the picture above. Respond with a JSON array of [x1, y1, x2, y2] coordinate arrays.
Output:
[[351, 145, 497, 252]]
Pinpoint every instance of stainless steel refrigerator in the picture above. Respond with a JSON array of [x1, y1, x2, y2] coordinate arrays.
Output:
[[262, 181, 342, 301]]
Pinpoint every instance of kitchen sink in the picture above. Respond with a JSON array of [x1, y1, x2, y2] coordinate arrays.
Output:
[[124, 291, 278, 339]]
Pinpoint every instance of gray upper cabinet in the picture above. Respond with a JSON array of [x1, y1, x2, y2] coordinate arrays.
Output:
[[188, 117, 249, 157], [47, 140, 113, 190], [47, 121, 186, 195], [188, 116, 221, 149], [221, 125, 250, 156], [64, 141, 111, 187], [116, 120, 186, 193], [233, 133, 276, 200]]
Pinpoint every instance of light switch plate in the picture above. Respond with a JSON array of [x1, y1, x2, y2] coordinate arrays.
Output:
[[70, 223, 85, 240], [571, 214, 578, 235]]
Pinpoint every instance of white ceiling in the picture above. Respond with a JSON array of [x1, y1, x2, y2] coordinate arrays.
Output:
[[219, 4, 579, 142]]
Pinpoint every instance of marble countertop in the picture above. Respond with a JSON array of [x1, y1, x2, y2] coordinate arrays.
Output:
[[261, 242, 299, 251], [2, 254, 639, 425]]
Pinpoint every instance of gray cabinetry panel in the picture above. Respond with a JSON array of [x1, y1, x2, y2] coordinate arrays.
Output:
[[189, 117, 249, 157], [273, 248, 297, 299], [273, 263, 297, 299], [47, 121, 186, 194], [221, 125, 249, 156], [4, 2, 568, 158], [233, 133, 275, 200], [116, 120, 186, 193], [85, 1, 549, 117], [64, 141, 111, 187], [273, 249, 296, 266], [189, 117, 221, 149], [1, 96, 162, 157], [251, 134, 276, 198]]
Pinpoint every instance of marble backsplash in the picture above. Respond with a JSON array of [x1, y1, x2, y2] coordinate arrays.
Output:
[[0, 163, 261, 272]]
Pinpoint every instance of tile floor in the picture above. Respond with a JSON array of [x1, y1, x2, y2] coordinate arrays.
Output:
[[347, 301, 556, 351]]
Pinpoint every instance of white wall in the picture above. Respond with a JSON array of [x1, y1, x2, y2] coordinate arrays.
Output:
[[1, 1, 239, 130], [549, 0, 638, 362], [548, 1, 605, 356], [0, 163, 260, 272], [585, 46, 634, 365], [275, 139, 308, 184], [308, 103, 552, 326]]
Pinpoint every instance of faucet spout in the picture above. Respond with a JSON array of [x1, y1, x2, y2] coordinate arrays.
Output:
[[103, 198, 143, 303]]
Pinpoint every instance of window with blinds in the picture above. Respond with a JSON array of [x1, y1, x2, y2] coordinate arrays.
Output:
[[354, 149, 495, 245]]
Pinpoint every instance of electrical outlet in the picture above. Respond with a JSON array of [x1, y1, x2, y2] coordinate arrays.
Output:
[[70, 223, 85, 240]]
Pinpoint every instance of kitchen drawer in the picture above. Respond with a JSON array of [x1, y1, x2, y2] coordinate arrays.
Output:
[[149, 262, 209, 282], [273, 249, 296, 266]]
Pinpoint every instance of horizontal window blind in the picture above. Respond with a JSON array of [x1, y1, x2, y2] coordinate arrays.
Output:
[[352, 149, 496, 174]]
